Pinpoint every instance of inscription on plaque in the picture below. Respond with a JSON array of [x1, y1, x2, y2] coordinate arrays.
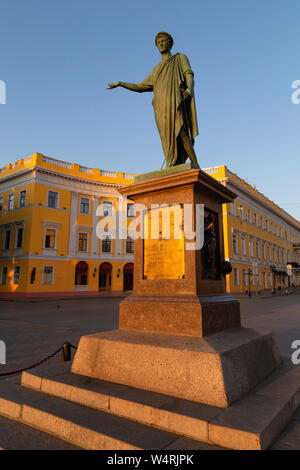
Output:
[[143, 205, 185, 280]]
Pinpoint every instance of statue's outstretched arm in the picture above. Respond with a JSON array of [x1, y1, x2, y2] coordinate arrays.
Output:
[[107, 82, 147, 93]]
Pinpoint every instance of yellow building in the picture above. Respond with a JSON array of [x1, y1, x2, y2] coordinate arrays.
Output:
[[0, 153, 135, 298], [1, 156, 300, 298], [203, 166, 300, 293]]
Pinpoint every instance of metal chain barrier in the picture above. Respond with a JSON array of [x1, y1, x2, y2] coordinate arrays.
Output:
[[0, 342, 78, 378]]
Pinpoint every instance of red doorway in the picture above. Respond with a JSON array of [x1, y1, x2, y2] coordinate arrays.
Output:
[[99, 262, 112, 291], [123, 263, 133, 291]]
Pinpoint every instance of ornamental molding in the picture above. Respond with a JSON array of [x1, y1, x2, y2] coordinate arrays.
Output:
[[0, 166, 126, 198], [225, 179, 300, 232]]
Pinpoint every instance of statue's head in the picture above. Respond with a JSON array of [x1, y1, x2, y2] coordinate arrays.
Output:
[[155, 32, 174, 52]]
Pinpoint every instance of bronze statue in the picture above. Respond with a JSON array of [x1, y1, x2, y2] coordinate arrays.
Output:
[[108, 32, 199, 168], [202, 213, 218, 280]]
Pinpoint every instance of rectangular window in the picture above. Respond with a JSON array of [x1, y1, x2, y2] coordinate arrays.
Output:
[[234, 268, 239, 286], [16, 228, 24, 248], [43, 266, 54, 285], [1, 267, 8, 285], [265, 220, 269, 231], [8, 194, 14, 211], [262, 244, 266, 260], [127, 203, 135, 218], [247, 209, 251, 224], [48, 191, 58, 208], [0, 197, 3, 213], [13, 266, 20, 285], [241, 238, 246, 256], [4, 230, 11, 250], [126, 236, 134, 253], [260, 216, 263, 228], [232, 234, 238, 255], [254, 213, 257, 226], [249, 239, 254, 257], [102, 236, 112, 253], [45, 229, 56, 249], [231, 201, 236, 216], [243, 269, 247, 286], [239, 205, 244, 220], [80, 197, 90, 214], [103, 201, 113, 217], [19, 190, 26, 208], [256, 242, 260, 260], [263, 272, 267, 289], [78, 232, 88, 252]]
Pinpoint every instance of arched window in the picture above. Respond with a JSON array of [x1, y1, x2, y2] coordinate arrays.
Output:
[[75, 261, 88, 286]]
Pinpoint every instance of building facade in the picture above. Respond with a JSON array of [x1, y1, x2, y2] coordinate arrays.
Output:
[[0, 153, 135, 298], [1, 156, 299, 298], [203, 166, 300, 293]]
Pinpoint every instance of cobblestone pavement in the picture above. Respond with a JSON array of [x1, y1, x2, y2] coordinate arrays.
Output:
[[0, 293, 300, 449], [0, 293, 299, 369]]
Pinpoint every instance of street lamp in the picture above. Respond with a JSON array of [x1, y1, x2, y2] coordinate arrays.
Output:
[[247, 269, 252, 297]]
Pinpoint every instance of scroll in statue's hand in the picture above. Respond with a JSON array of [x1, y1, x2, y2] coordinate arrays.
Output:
[[182, 88, 192, 100]]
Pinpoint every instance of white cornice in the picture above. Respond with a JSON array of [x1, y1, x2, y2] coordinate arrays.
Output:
[[223, 178, 300, 232], [0, 166, 127, 197]]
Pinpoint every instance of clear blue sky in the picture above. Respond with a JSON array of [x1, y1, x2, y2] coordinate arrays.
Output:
[[0, 0, 299, 219]]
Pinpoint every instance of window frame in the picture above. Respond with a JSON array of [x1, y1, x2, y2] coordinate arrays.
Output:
[[79, 197, 90, 215], [42, 265, 54, 285], [1, 267, 8, 285], [13, 266, 21, 285], [102, 201, 113, 217], [7, 193, 15, 211], [126, 236, 134, 254], [3, 229, 11, 250], [15, 227, 24, 249], [19, 190, 27, 208], [232, 234, 238, 255], [101, 235, 112, 253], [78, 232, 88, 252], [127, 203, 135, 218], [234, 267, 239, 286], [47, 190, 59, 209], [44, 228, 57, 249]]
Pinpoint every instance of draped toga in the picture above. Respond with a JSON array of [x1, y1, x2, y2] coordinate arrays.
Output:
[[138, 53, 198, 167]]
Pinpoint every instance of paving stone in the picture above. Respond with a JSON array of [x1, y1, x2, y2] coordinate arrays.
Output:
[[0, 415, 80, 450]]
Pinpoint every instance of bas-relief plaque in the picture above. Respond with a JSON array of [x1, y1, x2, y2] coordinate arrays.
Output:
[[201, 209, 221, 280], [143, 205, 185, 280]]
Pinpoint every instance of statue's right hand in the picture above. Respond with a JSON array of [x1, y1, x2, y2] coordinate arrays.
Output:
[[107, 82, 120, 90]]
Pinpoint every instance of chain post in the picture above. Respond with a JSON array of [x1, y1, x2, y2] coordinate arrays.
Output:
[[62, 342, 72, 362]]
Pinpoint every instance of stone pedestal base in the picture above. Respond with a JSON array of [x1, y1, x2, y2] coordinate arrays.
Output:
[[71, 327, 282, 408], [119, 294, 241, 337]]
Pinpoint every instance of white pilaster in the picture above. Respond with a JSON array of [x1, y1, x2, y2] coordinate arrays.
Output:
[[68, 191, 78, 257]]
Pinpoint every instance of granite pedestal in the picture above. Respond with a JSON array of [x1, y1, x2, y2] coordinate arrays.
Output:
[[72, 167, 282, 408]]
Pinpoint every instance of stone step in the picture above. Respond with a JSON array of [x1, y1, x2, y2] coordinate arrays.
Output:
[[20, 359, 300, 450], [0, 415, 80, 450], [21, 362, 223, 444], [0, 379, 209, 450]]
